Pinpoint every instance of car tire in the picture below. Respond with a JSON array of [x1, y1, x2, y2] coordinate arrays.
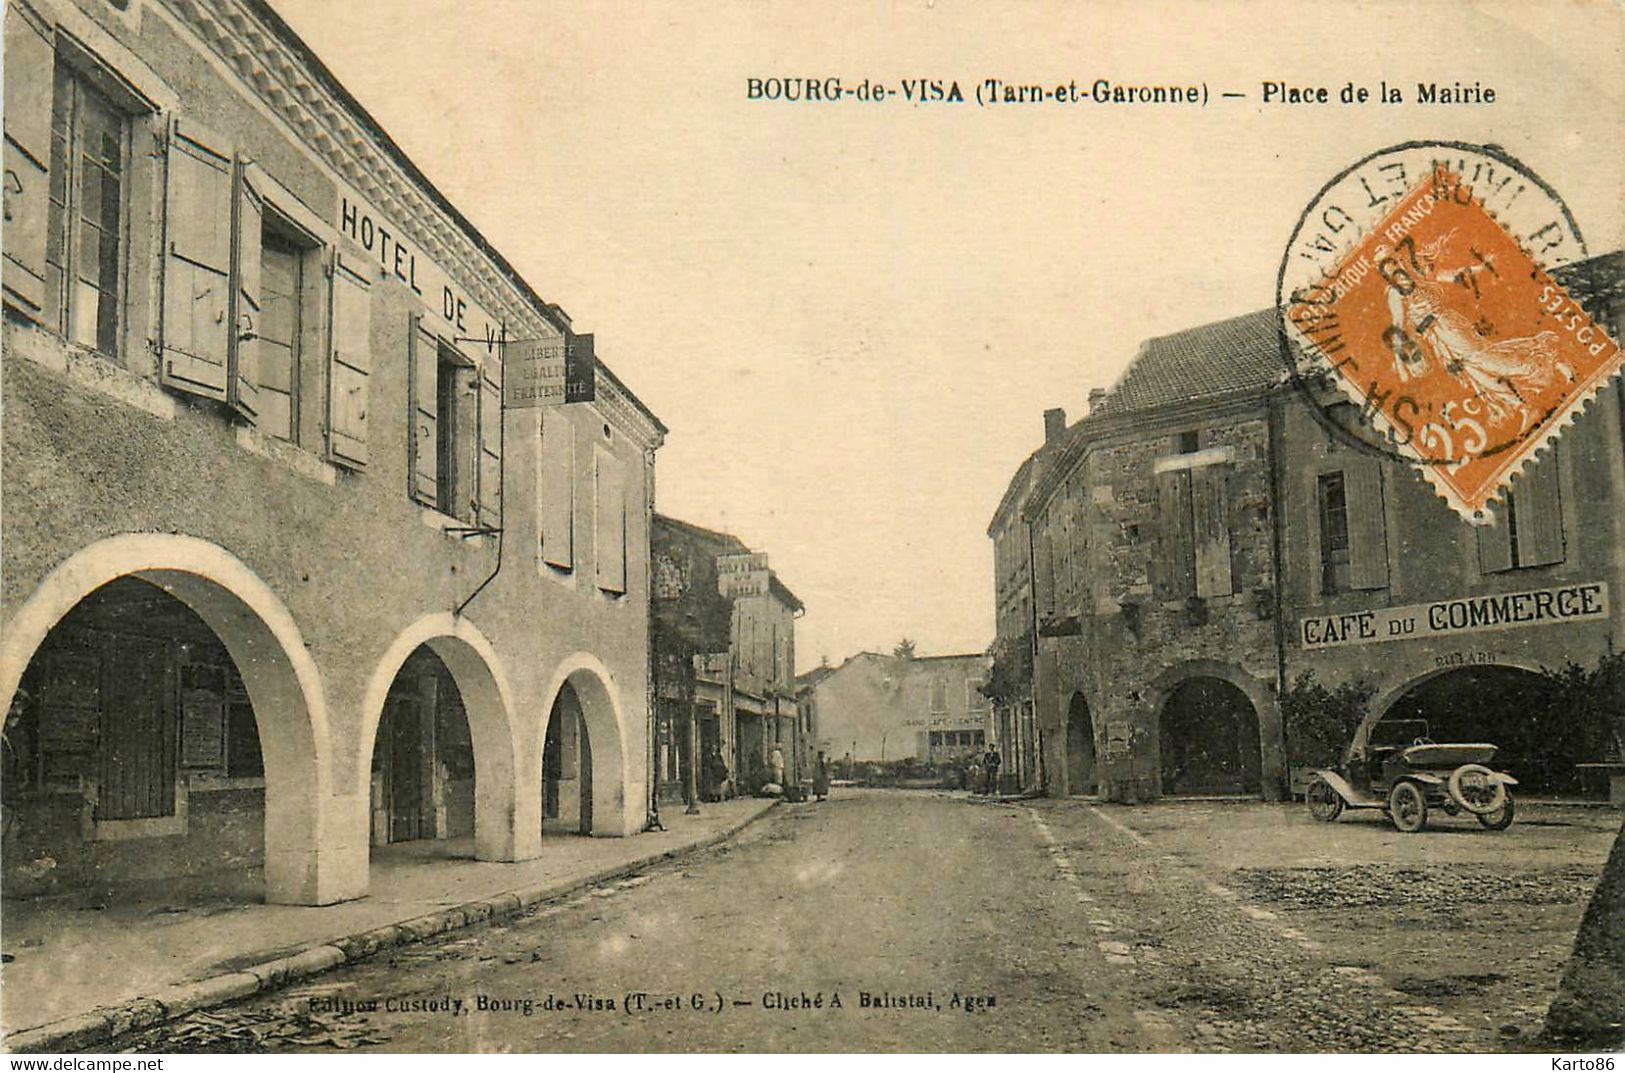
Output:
[[1447, 763, 1507, 815], [1388, 780, 1427, 833], [1477, 792, 1515, 831], [1306, 778, 1344, 822]]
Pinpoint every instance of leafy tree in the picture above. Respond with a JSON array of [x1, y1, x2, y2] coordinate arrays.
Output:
[[1280, 671, 1374, 769]]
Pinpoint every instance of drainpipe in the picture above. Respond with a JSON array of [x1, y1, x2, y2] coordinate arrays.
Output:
[[1266, 386, 1291, 795], [645, 450, 664, 832]]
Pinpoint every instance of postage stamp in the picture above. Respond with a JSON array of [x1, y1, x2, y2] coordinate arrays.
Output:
[[1277, 142, 1622, 521]]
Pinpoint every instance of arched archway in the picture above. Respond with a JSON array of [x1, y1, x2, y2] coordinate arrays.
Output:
[[0, 535, 335, 904], [1158, 677, 1263, 796], [540, 656, 633, 837], [357, 615, 524, 863], [1370, 664, 1601, 796], [1065, 693, 1096, 796]]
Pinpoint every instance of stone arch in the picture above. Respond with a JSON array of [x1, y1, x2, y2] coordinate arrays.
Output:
[[0, 534, 337, 904], [1148, 660, 1278, 798], [1064, 691, 1097, 796], [357, 614, 527, 862], [1358, 659, 1584, 793], [539, 653, 636, 836], [1357, 656, 1549, 750]]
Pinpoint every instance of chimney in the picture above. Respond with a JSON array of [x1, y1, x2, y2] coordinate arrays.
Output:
[[1088, 388, 1107, 413], [1043, 407, 1066, 443]]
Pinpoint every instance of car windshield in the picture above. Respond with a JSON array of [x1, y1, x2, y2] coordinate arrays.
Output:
[[1369, 718, 1430, 748]]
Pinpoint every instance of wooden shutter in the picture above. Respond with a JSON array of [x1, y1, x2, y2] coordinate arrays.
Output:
[[539, 412, 574, 569], [1476, 507, 1514, 574], [1192, 465, 1233, 598], [407, 314, 439, 503], [594, 448, 626, 592], [1154, 469, 1196, 600], [476, 358, 502, 528], [326, 254, 372, 467], [161, 119, 234, 399], [1513, 448, 1564, 567], [1346, 463, 1390, 589], [2, 6, 54, 316], [228, 160, 262, 420]]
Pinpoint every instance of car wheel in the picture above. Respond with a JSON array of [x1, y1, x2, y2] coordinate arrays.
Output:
[[1306, 778, 1344, 822], [1447, 763, 1507, 815], [1477, 792, 1515, 831], [1388, 781, 1428, 833]]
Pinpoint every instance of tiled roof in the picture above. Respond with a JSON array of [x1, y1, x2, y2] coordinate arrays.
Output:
[[1092, 307, 1284, 417]]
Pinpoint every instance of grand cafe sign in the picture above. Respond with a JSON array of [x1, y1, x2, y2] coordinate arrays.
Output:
[[1300, 582, 1609, 650]]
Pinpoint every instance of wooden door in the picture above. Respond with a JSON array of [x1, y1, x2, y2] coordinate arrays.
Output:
[[386, 695, 422, 842], [97, 634, 175, 820]]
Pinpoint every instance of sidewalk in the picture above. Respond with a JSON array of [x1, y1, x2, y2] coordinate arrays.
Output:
[[1, 798, 776, 1052]]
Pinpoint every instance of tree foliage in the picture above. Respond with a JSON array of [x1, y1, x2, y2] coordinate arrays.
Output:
[[1280, 671, 1374, 769]]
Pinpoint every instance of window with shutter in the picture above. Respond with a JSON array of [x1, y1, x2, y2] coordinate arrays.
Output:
[[1345, 463, 1389, 590], [594, 447, 626, 593], [407, 314, 439, 504], [47, 64, 130, 357], [1513, 449, 1564, 568], [161, 119, 233, 397], [476, 360, 502, 528], [3, 7, 55, 317], [228, 160, 261, 420], [1317, 472, 1352, 593], [1476, 508, 1515, 574], [1154, 469, 1196, 600], [539, 412, 574, 570], [1192, 465, 1232, 598], [325, 254, 372, 466]]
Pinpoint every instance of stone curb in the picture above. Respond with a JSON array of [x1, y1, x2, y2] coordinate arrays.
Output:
[[4, 802, 777, 1054]]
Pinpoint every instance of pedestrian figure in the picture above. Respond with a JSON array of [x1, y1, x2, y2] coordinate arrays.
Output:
[[967, 755, 982, 795], [813, 751, 830, 802], [984, 745, 1002, 795]]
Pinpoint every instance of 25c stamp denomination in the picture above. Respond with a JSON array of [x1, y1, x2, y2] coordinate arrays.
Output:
[[1277, 141, 1622, 521]]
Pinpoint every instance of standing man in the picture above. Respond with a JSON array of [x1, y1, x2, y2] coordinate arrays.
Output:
[[984, 744, 1002, 796]]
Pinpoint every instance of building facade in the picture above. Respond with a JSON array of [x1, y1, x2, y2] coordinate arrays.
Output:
[[803, 652, 992, 768], [1014, 254, 1624, 804], [651, 516, 802, 802], [1, 0, 665, 906]]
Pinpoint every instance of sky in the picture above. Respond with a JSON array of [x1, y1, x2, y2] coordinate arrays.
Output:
[[267, 0, 1623, 671]]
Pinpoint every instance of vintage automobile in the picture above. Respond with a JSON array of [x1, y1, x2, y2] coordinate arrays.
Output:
[[1305, 718, 1518, 833]]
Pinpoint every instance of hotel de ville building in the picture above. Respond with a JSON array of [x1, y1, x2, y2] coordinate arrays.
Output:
[[1, 0, 667, 906]]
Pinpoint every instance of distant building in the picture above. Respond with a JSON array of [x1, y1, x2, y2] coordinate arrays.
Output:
[[651, 516, 803, 803], [1007, 253, 1625, 804], [802, 652, 992, 767]]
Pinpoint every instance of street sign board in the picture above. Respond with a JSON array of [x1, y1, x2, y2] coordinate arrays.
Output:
[[503, 330, 595, 407], [503, 337, 567, 407], [717, 552, 769, 598], [693, 652, 729, 678]]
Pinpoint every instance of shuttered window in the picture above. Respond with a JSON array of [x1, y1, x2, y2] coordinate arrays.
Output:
[[594, 447, 626, 593], [1154, 469, 1196, 600], [408, 314, 440, 505], [2, 7, 55, 317], [1317, 472, 1351, 593], [160, 120, 232, 398], [326, 253, 372, 466], [476, 359, 502, 528], [1192, 465, 1232, 598], [1345, 464, 1389, 590], [539, 412, 575, 570], [1478, 447, 1564, 572]]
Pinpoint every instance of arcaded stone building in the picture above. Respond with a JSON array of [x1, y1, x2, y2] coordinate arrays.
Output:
[[1, 0, 665, 905], [1015, 253, 1623, 803]]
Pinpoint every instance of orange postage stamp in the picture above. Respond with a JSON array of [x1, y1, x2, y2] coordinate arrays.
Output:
[[1279, 149, 1621, 521]]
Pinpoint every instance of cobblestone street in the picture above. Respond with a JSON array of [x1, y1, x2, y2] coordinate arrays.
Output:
[[108, 792, 1618, 1053]]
